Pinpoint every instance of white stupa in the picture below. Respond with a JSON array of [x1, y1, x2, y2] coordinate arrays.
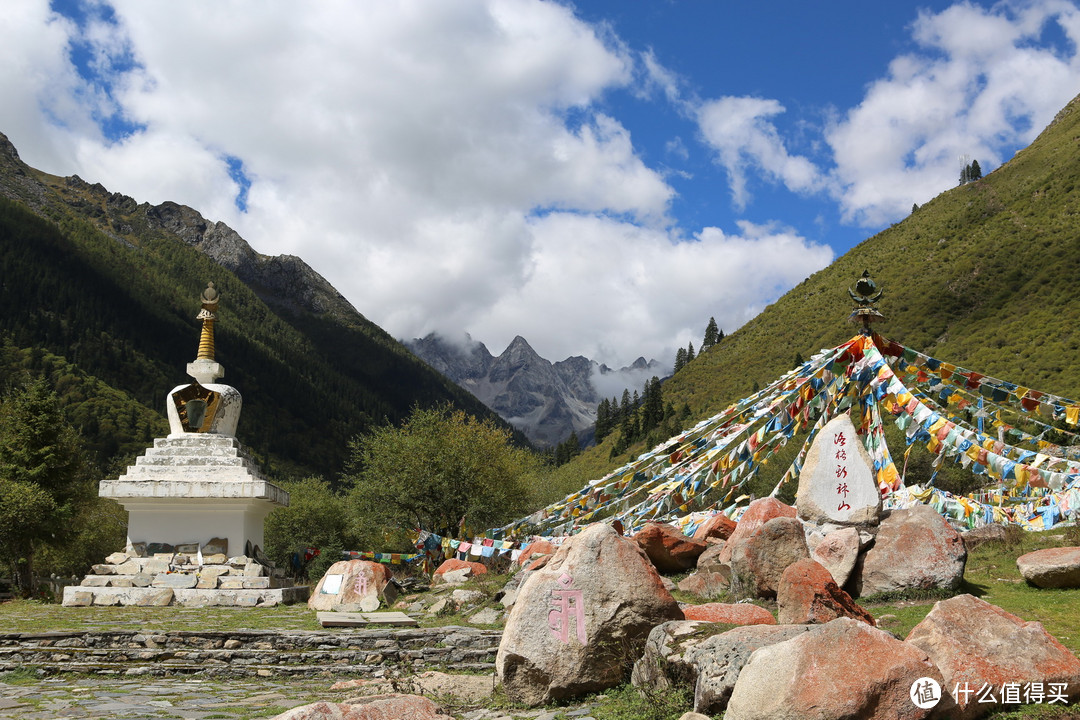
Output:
[[64, 283, 303, 607], [99, 282, 288, 557]]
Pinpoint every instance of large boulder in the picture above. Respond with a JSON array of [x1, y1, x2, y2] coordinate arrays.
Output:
[[681, 603, 775, 626], [729, 516, 809, 599], [517, 539, 556, 568], [906, 594, 1080, 719], [692, 513, 737, 542], [724, 618, 951, 720], [776, 558, 874, 626], [633, 522, 707, 573], [432, 558, 488, 585], [496, 523, 684, 706], [716, 497, 797, 565], [810, 526, 861, 587], [308, 560, 396, 612], [851, 505, 966, 597], [694, 542, 727, 572], [683, 624, 813, 715], [1016, 547, 1080, 588]]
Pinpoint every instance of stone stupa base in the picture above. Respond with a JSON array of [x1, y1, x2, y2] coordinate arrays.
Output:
[[62, 549, 309, 608]]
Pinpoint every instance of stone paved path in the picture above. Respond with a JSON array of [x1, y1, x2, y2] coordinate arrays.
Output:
[[0, 675, 596, 720]]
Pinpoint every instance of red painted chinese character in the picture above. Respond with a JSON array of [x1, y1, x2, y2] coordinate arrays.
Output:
[[833, 431, 847, 446], [548, 573, 587, 645], [835, 465, 848, 479]]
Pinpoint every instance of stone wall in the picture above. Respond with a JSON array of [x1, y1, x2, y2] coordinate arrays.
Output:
[[0, 627, 502, 678]]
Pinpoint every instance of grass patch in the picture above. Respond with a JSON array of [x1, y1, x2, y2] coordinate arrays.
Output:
[[0, 667, 42, 685], [0, 600, 324, 633], [589, 682, 694, 720]]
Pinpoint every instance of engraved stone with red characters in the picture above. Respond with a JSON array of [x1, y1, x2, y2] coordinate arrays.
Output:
[[796, 413, 882, 526], [496, 523, 684, 706], [308, 559, 395, 612]]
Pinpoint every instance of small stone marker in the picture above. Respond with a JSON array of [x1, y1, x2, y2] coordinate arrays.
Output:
[[797, 413, 881, 526]]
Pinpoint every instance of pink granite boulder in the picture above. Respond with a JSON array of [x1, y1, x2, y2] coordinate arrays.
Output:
[[728, 516, 809, 599], [725, 617, 951, 720], [716, 497, 797, 565], [1016, 546, 1080, 588], [776, 558, 874, 626], [851, 505, 966, 597], [308, 560, 395, 612], [906, 594, 1080, 719], [633, 522, 708, 573], [692, 513, 737, 542], [496, 523, 684, 706]]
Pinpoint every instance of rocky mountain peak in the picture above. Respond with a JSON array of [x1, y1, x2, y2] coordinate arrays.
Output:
[[406, 334, 659, 449]]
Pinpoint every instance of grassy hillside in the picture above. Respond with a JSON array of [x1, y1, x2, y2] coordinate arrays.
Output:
[[0, 136, 517, 481], [553, 94, 1080, 497]]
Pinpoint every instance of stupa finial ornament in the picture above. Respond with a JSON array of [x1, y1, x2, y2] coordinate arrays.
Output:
[[196, 282, 219, 361], [188, 282, 224, 384], [848, 269, 885, 333]]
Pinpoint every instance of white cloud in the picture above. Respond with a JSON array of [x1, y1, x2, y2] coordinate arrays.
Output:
[[3, 0, 1077, 377], [696, 96, 822, 210], [826, 0, 1080, 225], [462, 212, 833, 366]]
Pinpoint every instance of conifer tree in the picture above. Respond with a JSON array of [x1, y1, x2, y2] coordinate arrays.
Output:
[[674, 347, 687, 373], [702, 317, 719, 351], [686, 342, 695, 363]]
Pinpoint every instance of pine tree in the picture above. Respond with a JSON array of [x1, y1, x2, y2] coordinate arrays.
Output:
[[594, 398, 613, 443], [674, 347, 687, 373], [686, 342, 695, 363], [970, 159, 982, 180], [702, 317, 719, 351]]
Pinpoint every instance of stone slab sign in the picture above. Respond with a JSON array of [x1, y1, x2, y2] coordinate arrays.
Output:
[[796, 413, 881, 526]]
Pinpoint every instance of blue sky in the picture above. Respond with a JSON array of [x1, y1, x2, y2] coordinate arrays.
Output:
[[2, 0, 1079, 376]]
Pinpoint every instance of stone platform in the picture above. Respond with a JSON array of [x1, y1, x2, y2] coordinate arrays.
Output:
[[62, 550, 307, 607]]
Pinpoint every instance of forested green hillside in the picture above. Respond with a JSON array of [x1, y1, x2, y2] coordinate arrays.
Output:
[[554, 93, 1080, 495], [0, 135, 514, 481]]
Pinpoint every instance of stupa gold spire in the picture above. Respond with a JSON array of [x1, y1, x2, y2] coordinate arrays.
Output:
[[196, 282, 219, 361]]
